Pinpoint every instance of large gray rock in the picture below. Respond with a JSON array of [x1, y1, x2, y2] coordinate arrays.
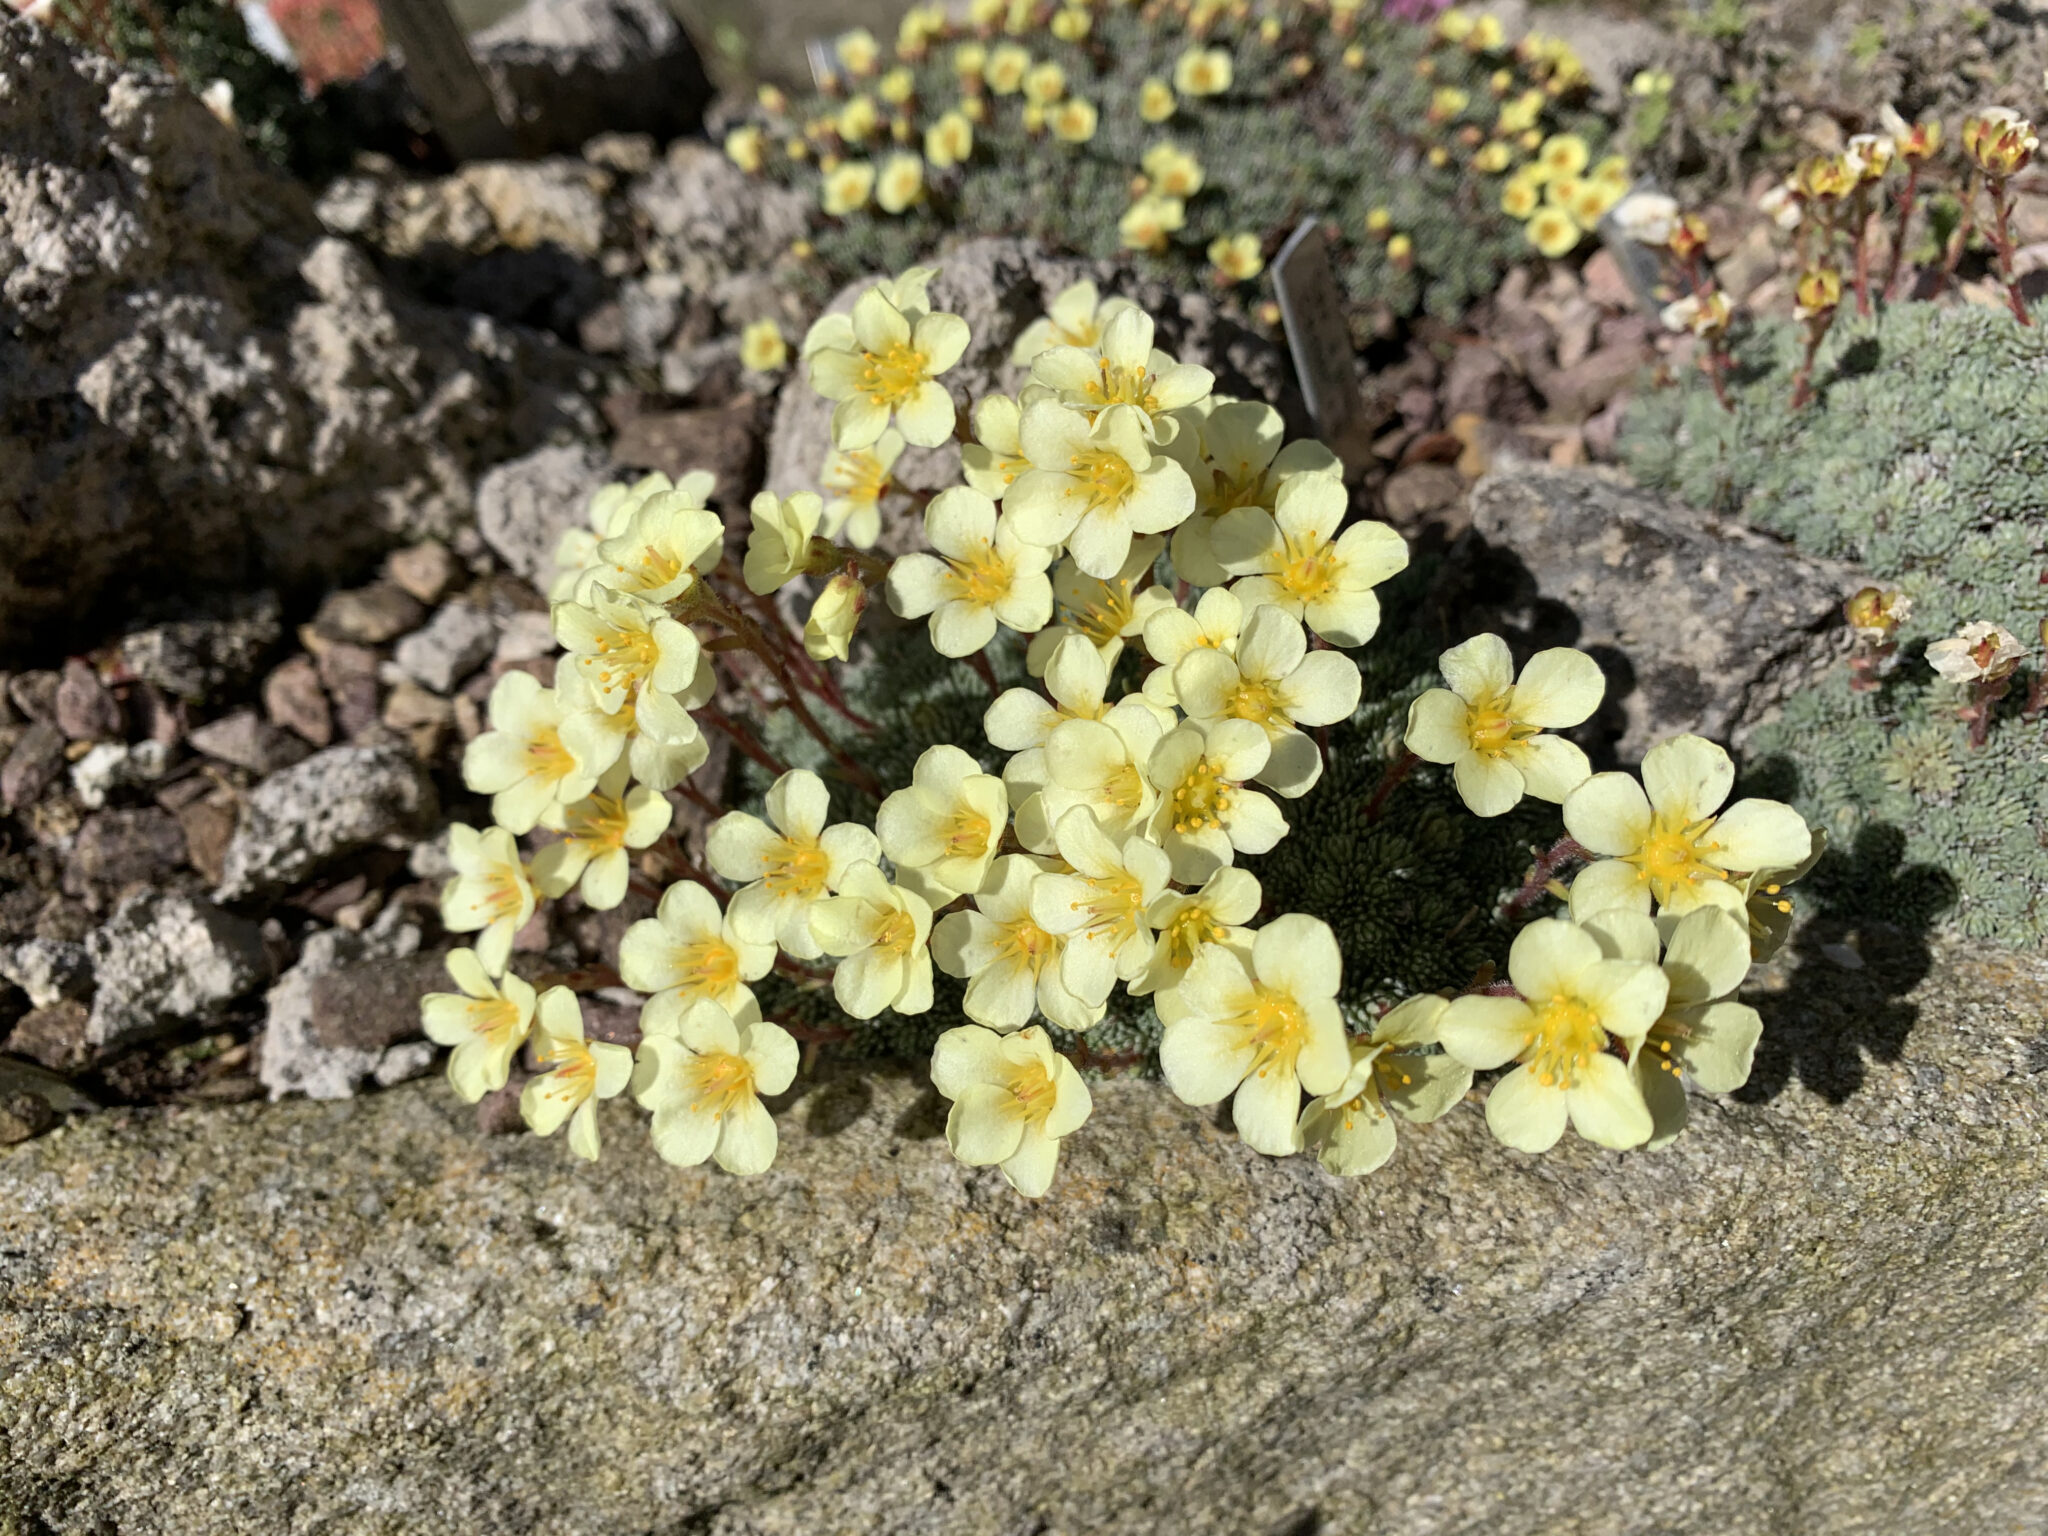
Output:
[[214, 744, 439, 901], [1, 939, 2043, 1533], [472, 0, 713, 158], [1456, 467, 1859, 760], [82, 890, 268, 1052], [764, 237, 1304, 552], [629, 139, 811, 294], [0, 21, 594, 660]]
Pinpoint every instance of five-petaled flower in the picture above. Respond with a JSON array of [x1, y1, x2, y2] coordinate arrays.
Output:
[[810, 862, 936, 1018], [808, 284, 971, 450], [707, 768, 881, 960], [520, 987, 635, 1161], [1403, 634, 1604, 817], [620, 879, 778, 1028], [1297, 995, 1473, 1177], [440, 823, 536, 977], [1212, 471, 1408, 646], [886, 486, 1055, 656], [421, 948, 536, 1102], [931, 1024, 1093, 1197], [633, 998, 798, 1174]]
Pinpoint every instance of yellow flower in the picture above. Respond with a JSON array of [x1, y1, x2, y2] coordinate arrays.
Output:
[[1963, 106, 2037, 176], [632, 998, 798, 1175], [531, 762, 673, 911], [1467, 11, 1504, 49], [551, 586, 701, 734], [1430, 85, 1471, 122], [930, 1024, 1092, 1196], [742, 490, 824, 595], [953, 41, 988, 77], [1591, 152, 1631, 189], [1029, 304, 1215, 444], [876, 744, 1011, 901], [1342, 43, 1366, 69], [1172, 604, 1361, 797], [1139, 76, 1177, 123], [441, 825, 534, 977], [968, 0, 1004, 29], [1024, 60, 1067, 105], [804, 572, 866, 663], [985, 42, 1030, 94], [1142, 718, 1287, 883], [836, 94, 879, 142], [1051, 5, 1090, 41], [1173, 46, 1233, 97], [1028, 807, 1173, 1005], [1009, 279, 1138, 367], [1793, 266, 1842, 321], [1563, 734, 1813, 920], [876, 152, 925, 213], [1403, 634, 1604, 817], [724, 125, 763, 173], [578, 484, 724, 608], [421, 948, 536, 1102], [1659, 290, 1731, 338], [1436, 7, 1474, 43], [811, 862, 936, 1018], [896, 3, 946, 57], [1386, 232, 1413, 264], [986, 632, 1114, 753], [879, 66, 916, 106], [739, 317, 787, 373], [1437, 918, 1665, 1153], [1209, 469, 1409, 645], [1006, 400, 1197, 579], [925, 109, 975, 168], [757, 84, 788, 114], [1365, 205, 1392, 235], [1297, 996, 1471, 1176], [1141, 141, 1204, 196], [835, 25, 880, 76], [1473, 141, 1513, 174], [1016, 696, 1170, 849], [1051, 97, 1098, 142], [521, 987, 635, 1161], [1118, 193, 1185, 252], [1139, 582, 1245, 708], [821, 160, 875, 215], [1568, 178, 1620, 227], [620, 880, 777, 1024], [820, 427, 904, 547], [806, 283, 971, 450], [462, 671, 595, 835], [1132, 865, 1260, 998], [1525, 205, 1580, 257], [1023, 541, 1176, 677], [1157, 912, 1350, 1155], [932, 854, 1103, 1031], [1537, 132, 1588, 181], [707, 768, 881, 959], [1629, 68, 1673, 96], [886, 487, 1055, 656]]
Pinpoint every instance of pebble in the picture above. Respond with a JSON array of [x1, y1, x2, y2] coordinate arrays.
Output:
[[70, 739, 173, 809], [188, 709, 313, 776], [1, 723, 65, 812], [392, 602, 496, 694], [85, 890, 270, 1052], [314, 584, 427, 646], [54, 659, 122, 742], [213, 744, 439, 901], [385, 541, 461, 605], [262, 655, 334, 747]]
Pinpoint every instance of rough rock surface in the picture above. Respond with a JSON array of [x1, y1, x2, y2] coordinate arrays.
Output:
[[214, 744, 438, 901], [257, 911, 438, 1102], [764, 237, 1304, 552], [3, 940, 2043, 1533], [1455, 467, 1859, 760], [0, 20, 593, 659], [476, 440, 616, 587], [82, 891, 267, 1052]]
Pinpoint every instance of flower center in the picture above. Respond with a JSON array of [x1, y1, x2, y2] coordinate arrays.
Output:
[[534, 1036, 596, 1093], [1171, 758, 1233, 833], [675, 940, 739, 998], [564, 795, 630, 854], [1085, 361, 1160, 415], [526, 726, 577, 779], [860, 341, 932, 407], [1523, 995, 1607, 1089], [1161, 904, 1227, 970], [472, 997, 524, 1043], [1070, 446, 1137, 510], [944, 807, 993, 859], [1233, 990, 1308, 1079], [686, 1050, 756, 1119], [616, 543, 683, 592], [1226, 678, 1286, 728], [828, 449, 893, 503], [947, 544, 1012, 608], [586, 627, 656, 692], [1070, 871, 1143, 937], [1627, 815, 1727, 902], [873, 906, 918, 956], [1004, 1058, 1059, 1126], [1103, 760, 1147, 811], [1466, 692, 1536, 756], [1001, 917, 1058, 972], [475, 867, 525, 921], [1064, 584, 1135, 646], [764, 838, 831, 896]]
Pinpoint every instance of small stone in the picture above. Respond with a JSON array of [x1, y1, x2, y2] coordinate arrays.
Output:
[[311, 640, 383, 741], [385, 541, 461, 605], [262, 656, 334, 747], [214, 744, 439, 901], [659, 336, 742, 403], [1382, 463, 1467, 527], [612, 398, 761, 506], [314, 584, 428, 646], [188, 710, 314, 776], [493, 610, 557, 667], [578, 301, 627, 355], [4, 999, 92, 1074], [0, 939, 93, 1009], [2, 723, 66, 812], [582, 131, 655, 175], [176, 797, 239, 888], [86, 890, 269, 1052], [476, 442, 615, 587], [118, 594, 283, 704], [458, 161, 610, 258], [308, 950, 452, 1052], [258, 912, 433, 1100], [0, 1092, 57, 1144], [54, 659, 121, 742], [6, 670, 60, 725], [392, 603, 497, 694], [63, 808, 187, 894], [382, 680, 454, 761], [69, 739, 173, 810]]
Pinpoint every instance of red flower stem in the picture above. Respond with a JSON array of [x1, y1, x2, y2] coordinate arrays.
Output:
[[1881, 164, 1920, 301], [1501, 836, 1593, 920], [1988, 178, 2033, 326], [1361, 748, 1418, 824], [698, 703, 792, 778]]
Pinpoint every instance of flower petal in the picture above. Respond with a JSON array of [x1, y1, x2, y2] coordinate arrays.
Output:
[[1707, 799, 1812, 875], [1641, 734, 1734, 824], [1438, 994, 1535, 1071], [1564, 772, 1652, 857], [1564, 1052, 1653, 1149], [1484, 1063, 1570, 1152], [1509, 647, 1605, 728]]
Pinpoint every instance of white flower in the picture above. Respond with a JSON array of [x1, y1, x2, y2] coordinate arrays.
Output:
[[1173, 604, 1362, 797], [875, 743, 1009, 900], [885, 487, 1055, 656], [1610, 190, 1680, 245], [440, 824, 536, 977], [1140, 585, 1245, 709], [930, 1025, 1093, 1197], [743, 491, 824, 595], [1133, 865, 1261, 998], [984, 632, 1112, 753], [1437, 917, 1668, 1153], [554, 662, 711, 792], [1403, 634, 1604, 817], [1027, 306, 1214, 444], [706, 768, 881, 959], [420, 948, 536, 1102], [520, 987, 635, 1161], [1022, 540, 1177, 676], [1028, 807, 1173, 1005], [1157, 913, 1350, 1155], [551, 585, 702, 745], [1297, 995, 1472, 1176], [1170, 400, 1338, 586], [1004, 401, 1196, 578], [810, 863, 936, 1018], [1213, 473, 1408, 646], [552, 473, 712, 602], [932, 854, 1104, 1032], [633, 998, 798, 1175], [1143, 718, 1287, 882], [619, 880, 778, 1027], [1564, 735, 1813, 919], [807, 284, 971, 450], [530, 761, 672, 911], [461, 671, 596, 835], [583, 490, 725, 607]]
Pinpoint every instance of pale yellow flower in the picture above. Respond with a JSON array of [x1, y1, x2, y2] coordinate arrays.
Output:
[[1501, 174, 1542, 219], [1014, 695, 1171, 850], [811, 862, 936, 1018], [876, 743, 1010, 900], [804, 572, 866, 663], [552, 471, 710, 601], [462, 671, 595, 835], [739, 318, 788, 372], [1139, 76, 1177, 123], [835, 26, 880, 76], [1023, 539, 1177, 676], [1438, 917, 1665, 1153], [724, 125, 764, 173], [1141, 142, 1204, 197], [1050, 6, 1090, 41], [1172, 604, 1362, 797], [836, 94, 880, 143], [706, 768, 881, 960], [421, 948, 536, 1102], [879, 67, 916, 107], [985, 42, 1030, 94], [1029, 806, 1172, 1004], [876, 152, 925, 213], [1119, 194, 1185, 253], [531, 762, 673, 911], [1009, 281, 1139, 367], [807, 284, 970, 450], [1208, 232, 1264, 282], [742, 490, 824, 595], [985, 632, 1113, 757], [1174, 46, 1233, 97], [930, 1024, 1092, 1196], [1132, 865, 1260, 998], [926, 110, 975, 168], [960, 394, 1030, 499], [1526, 205, 1581, 258], [1005, 401, 1196, 579], [1157, 913, 1349, 1155], [1028, 305, 1215, 445], [619, 880, 777, 1028], [551, 586, 701, 747], [1050, 97, 1098, 143], [887, 487, 1055, 656], [821, 160, 876, 215], [580, 487, 725, 608], [1297, 996, 1471, 1177], [932, 854, 1104, 1032], [1404, 634, 1604, 817], [440, 823, 535, 977], [1537, 132, 1589, 179], [1024, 60, 1067, 105], [819, 427, 903, 548], [633, 998, 797, 1175], [553, 662, 710, 794], [1142, 717, 1286, 883], [1211, 471, 1409, 645], [1927, 621, 2027, 683], [520, 987, 634, 1161], [1140, 583, 1245, 708]]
